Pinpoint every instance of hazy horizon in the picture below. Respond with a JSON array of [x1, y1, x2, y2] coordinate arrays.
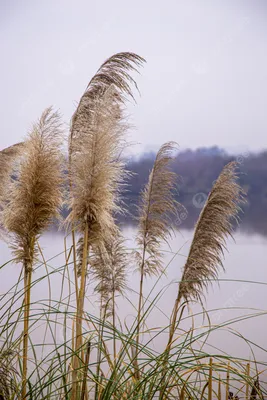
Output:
[[1, 0, 267, 155]]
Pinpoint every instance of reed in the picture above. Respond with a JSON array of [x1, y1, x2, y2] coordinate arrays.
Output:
[[170, 161, 244, 342], [159, 162, 245, 399], [90, 234, 128, 398], [134, 141, 182, 378], [67, 52, 144, 397], [91, 235, 128, 360], [0, 108, 63, 399]]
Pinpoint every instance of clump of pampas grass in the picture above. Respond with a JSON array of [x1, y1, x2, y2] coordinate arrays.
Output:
[[67, 52, 145, 398], [1, 107, 63, 400], [160, 162, 245, 399], [134, 141, 183, 378]]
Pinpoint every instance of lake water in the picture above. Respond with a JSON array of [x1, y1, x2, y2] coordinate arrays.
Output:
[[0, 227, 266, 379]]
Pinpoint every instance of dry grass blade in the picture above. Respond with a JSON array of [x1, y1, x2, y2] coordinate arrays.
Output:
[[177, 161, 245, 303]]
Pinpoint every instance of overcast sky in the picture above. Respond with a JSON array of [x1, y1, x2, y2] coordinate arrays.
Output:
[[1, 0, 267, 155]]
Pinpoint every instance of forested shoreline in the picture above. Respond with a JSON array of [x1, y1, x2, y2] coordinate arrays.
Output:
[[121, 147, 267, 235]]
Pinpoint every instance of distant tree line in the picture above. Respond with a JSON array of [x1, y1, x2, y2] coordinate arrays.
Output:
[[121, 147, 267, 236]]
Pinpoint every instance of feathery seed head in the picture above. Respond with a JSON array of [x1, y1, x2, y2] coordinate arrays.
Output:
[[68, 86, 127, 240], [0, 142, 24, 202], [68, 53, 145, 246], [69, 52, 145, 159], [2, 107, 64, 268], [90, 235, 128, 314], [178, 161, 246, 302], [135, 142, 184, 277]]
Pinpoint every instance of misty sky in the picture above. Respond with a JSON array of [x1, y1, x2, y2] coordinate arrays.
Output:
[[1, 0, 267, 155]]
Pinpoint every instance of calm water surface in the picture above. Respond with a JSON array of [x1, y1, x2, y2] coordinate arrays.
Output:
[[0, 227, 266, 366]]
